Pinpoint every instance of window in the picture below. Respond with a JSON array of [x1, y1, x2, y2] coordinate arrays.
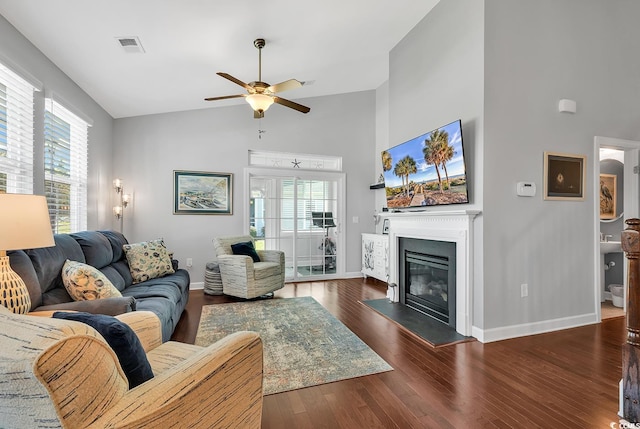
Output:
[[44, 99, 88, 233], [0, 63, 37, 194], [281, 179, 336, 232]]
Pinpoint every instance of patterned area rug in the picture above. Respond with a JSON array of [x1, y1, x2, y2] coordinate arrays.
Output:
[[195, 296, 392, 395]]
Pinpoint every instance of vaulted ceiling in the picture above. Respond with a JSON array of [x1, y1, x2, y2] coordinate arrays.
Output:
[[0, 1, 439, 118]]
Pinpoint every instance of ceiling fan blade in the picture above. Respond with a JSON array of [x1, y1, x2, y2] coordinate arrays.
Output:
[[217, 72, 253, 91], [204, 94, 246, 101], [268, 79, 303, 93], [273, 96, 310, 114]]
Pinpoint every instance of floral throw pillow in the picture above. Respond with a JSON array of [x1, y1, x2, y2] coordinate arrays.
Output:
[[123, 239, 175, 284], [62, 260, 122, 301]]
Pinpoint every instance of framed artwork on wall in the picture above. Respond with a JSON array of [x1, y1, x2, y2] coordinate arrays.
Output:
[[543, 152, 586, 201], [599, 173, 617, 219], [173, 170, 233, 215]]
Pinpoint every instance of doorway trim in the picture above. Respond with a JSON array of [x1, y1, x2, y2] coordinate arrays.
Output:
[[593, 136, 640, 321]]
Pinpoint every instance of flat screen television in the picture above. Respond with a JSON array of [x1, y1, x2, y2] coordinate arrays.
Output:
[[381, 119, 468, 209]]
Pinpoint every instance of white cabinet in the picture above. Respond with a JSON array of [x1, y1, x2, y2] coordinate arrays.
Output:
[[361, 233, 388, 282]]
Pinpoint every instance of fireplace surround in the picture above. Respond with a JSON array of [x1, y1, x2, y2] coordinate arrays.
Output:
[[384, 210, 480, 336]]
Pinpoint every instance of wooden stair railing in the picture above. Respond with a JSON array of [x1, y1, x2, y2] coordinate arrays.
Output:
[[621, 218, 640, 422]]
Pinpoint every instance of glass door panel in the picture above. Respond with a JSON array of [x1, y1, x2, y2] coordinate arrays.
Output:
[[248, 172, 340, 281]]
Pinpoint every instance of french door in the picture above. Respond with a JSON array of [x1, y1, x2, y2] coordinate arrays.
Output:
[[245, 168, 345, 281]]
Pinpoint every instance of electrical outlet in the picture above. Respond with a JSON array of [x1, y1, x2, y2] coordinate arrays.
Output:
[[521, 283, 528, 298], [186, 258, 193, 268]]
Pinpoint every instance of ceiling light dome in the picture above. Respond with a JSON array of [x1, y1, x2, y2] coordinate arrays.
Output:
[[246, 93, 274, 113]]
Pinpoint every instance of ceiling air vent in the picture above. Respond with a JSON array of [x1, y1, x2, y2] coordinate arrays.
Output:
[[116, 36, 145, 53]]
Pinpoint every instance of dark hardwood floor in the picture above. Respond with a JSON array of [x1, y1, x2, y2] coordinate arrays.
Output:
[[171, 278, 625, 428]]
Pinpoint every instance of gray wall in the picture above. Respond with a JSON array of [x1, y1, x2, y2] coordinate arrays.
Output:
[[386, 0, 640, 335], [113, 91, 376, 282], [482, 0, 640, 330], [387, 0, 486, 326], [0, 14, 114, 230]]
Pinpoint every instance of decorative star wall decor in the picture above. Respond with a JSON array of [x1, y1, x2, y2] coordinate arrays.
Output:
[[292, 159, 301, 168]]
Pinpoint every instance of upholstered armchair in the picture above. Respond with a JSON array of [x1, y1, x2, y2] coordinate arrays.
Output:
[[213, 235, 285, 299], [0, 306, 263, 428]]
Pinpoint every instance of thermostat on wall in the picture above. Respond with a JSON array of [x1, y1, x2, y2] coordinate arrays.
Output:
[[516, 182, 536, 197]]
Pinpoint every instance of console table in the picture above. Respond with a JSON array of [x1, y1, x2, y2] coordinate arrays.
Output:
[[361, 233, 388, 282]]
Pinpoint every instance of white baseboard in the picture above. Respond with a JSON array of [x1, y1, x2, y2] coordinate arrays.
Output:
[[472, 312, 599, 343], [190, 281, 204, 290], [344, 271, 367, 279], [284, 272, 366, 282]]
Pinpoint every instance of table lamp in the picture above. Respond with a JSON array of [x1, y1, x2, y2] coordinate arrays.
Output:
[[0, 194, 55, 313]]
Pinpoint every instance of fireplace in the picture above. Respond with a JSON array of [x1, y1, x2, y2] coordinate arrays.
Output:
[[399, 237, 456, 328], [384, 210, 479, 337]]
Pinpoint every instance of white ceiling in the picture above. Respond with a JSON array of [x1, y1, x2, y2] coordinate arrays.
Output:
[[0, 1, 439, 119]]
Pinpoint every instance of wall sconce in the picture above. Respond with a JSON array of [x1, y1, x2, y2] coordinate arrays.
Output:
[[113, 178, 123, 194], [113, 178, 132, 228]]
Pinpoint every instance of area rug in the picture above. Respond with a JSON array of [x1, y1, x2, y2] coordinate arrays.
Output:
[[362, 299, 474, 347], [195, 296, 392, 395]]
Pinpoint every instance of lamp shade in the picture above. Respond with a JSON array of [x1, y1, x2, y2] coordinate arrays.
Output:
[[246, 93, 274, 112], [0, 194, 54, 251]]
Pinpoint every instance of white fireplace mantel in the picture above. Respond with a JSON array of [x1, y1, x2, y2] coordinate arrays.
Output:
[[382, 210, 480, 336]]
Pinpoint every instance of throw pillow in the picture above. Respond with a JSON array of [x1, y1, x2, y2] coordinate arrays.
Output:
[[231, 241, 261, 262], [123, 239, 175, 284], [61, 260, 122, 301], [52, 311, 154, 388]]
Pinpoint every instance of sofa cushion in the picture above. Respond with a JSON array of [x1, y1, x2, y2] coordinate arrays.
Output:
[[123, 239, 175, 284], [98, 230, 129, 263], [52, 311, 154, 388], [231, 241, 261, 262], [70, 231, 114, 269], [253, 261, 281, 280], [26, 234, 85, 293], [62, 260, 123, 301]]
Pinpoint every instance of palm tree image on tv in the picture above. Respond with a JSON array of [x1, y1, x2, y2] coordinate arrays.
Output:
[[393, 155, 417, 197], [382, 120, 468, 208]]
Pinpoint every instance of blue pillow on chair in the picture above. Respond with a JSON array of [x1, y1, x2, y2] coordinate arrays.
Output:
[[231, 241, 261, 262], [52, 311, 154, 388]]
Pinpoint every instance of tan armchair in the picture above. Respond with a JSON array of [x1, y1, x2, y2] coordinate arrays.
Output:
[[0, 306, 263, 428], [213, 236, 285, 299]]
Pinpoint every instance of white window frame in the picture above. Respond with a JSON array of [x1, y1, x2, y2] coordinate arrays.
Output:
[[44, 98, 88, 233]]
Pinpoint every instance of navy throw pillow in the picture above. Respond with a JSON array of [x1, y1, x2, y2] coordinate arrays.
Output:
[[52, 311, 154, 388], [231, 241, 261, 262]]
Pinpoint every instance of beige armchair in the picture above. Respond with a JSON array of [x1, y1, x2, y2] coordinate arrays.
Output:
[[0, 306, 263, 429], [213, 236, 285, 299]]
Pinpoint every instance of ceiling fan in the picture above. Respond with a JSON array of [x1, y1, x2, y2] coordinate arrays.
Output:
[[204, 38, 311, 119]]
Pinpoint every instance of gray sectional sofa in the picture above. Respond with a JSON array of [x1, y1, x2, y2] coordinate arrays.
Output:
[[8, 230, 190, 342]]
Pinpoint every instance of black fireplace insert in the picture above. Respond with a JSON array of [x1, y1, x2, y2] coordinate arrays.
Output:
[[399, 238, 456, 328]]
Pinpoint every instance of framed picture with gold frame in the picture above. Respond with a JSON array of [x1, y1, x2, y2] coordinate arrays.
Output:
[[543, 152, 586, 201], [599, 173, 616, 219]]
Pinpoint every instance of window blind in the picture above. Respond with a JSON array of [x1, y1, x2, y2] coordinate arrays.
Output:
[[281, 179, 333, 232], [0, 62, 36, 194], [44, 98, 88, 233]]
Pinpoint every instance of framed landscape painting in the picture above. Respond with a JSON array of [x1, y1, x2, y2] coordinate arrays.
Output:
[[543, 152, 586, 201], [599, 173, 617, 219], [173, 170, 233, 215]]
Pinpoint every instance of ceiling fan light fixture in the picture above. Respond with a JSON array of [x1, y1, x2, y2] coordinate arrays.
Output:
[[246, 93, 274, 113]]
